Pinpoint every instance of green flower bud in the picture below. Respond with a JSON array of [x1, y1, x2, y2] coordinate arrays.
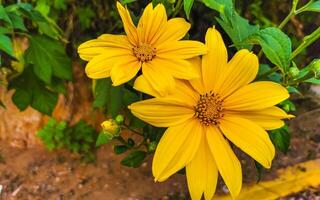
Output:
[[148, 141, 158, 152], [101, 119, 120, 136], [311, 59, 320, 78], [115, 114, 124, 125], [289, 66, 300, 78]]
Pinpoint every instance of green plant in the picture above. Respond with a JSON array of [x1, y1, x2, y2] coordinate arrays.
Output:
[[0, 2, 71, 115], [37, 118, 98, 162]]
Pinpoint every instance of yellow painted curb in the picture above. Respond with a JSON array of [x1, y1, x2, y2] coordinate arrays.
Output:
[[215, 159, 320, 200]]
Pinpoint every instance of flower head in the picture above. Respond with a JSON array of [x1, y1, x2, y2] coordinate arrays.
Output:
[[129, 27, 294, 199], [78, 2, 206, 96], [101, 119, 120, 136]]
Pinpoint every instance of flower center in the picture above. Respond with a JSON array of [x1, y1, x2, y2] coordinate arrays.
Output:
[[133, 43, 156, 62], [195, 91, 224, 126]]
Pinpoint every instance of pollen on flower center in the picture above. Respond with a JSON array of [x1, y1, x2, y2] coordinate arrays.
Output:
[[133, 43, 156, 62], [195, 91, 224, 126]]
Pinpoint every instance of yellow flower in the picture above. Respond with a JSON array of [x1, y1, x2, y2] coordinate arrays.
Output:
[[78, 2, 206, 96], [129, 27, 294, 199]]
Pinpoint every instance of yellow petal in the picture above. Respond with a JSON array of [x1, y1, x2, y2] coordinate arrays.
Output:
[[142, 62, 175, 96], [128, 97, 194, 127], [116, 2, 139, 45], [138, 3, 167, 44], [110, 57, 141, 86], [134, 75, 198, 105], [170, 80, 199, 106], [226, 106, 294, 130], [189, 57, 205, 94], [152, 119, 202, 181], [224, 81, 290, 111], [153, 18, 191, 46], [202, 27, 228, 92], [218, 49, 259, 98], [78, 34, 132, 61], [134, 75, 160, 97], [157, 40, 207, 59], [206, 126, 242, 198], [186, 132, 218, 200], [151, 57, 199, 80], [220, 116, 275, 168], [85, 54, 130, 79]]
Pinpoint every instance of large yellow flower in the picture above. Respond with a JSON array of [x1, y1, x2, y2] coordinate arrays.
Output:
[[78, 2, 206, 96], [129, 27, 293, 199]]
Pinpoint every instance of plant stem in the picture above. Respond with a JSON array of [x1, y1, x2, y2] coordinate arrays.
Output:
[[288, 73, 314, 86], [258, 0, 298, 58], [291, 26, 320, 59], [278, 12, 295, 29], [278, 0, 298, 29], [172, 0, 183, 17]]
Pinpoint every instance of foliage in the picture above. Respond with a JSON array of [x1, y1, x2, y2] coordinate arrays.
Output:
[[0, 2, 71, 115], [37, 118, 98, 162]]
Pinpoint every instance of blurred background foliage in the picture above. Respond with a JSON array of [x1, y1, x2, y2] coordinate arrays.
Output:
[[0, 0, 320, 168]]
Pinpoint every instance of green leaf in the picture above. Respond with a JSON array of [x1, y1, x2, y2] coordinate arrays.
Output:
[[35, 0, 51, 16], [0, 34, 15, 57], [120, 0, 137, 4], [93, 78, 111, 108], [7, 12, 27, 31], [17, 3, 46, 22], [301, 0, 320, 12], [108, 86, 124, 118], [304, 77, 320, 84], [286, 86, 301, 94], [270, 125, 290, 154], [25, 35, 72, 84], [32, 84, 58, 115], [0, 5, 12, 25], [201, 0, 232, 14], [216, 10, 259, 50], [9, 67, 58, 115], [242, 27, 292, 70], [54, 0, 67, 10], [96, 132, 113, 147], [184, 0, 194, 19], [121, 151, 147, 168], [122, 88, 139, 106], [114, 145, 129, 154]]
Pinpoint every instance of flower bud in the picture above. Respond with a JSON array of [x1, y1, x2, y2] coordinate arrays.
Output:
[[115, 114, 124, 125], [311, 59, 320, 78], [148, 141, 157, 152], [289, 66, 300, 78], [101, 119, 120, 136]]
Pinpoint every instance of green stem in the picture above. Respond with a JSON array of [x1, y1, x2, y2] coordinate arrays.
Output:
[[258, 0, 298, 58], [278, 11, 295, 29], [291, 26, 320, 59], [288, 72, 314, 86], [172, 0, 183, 17], [295, 0, 314, 15]]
